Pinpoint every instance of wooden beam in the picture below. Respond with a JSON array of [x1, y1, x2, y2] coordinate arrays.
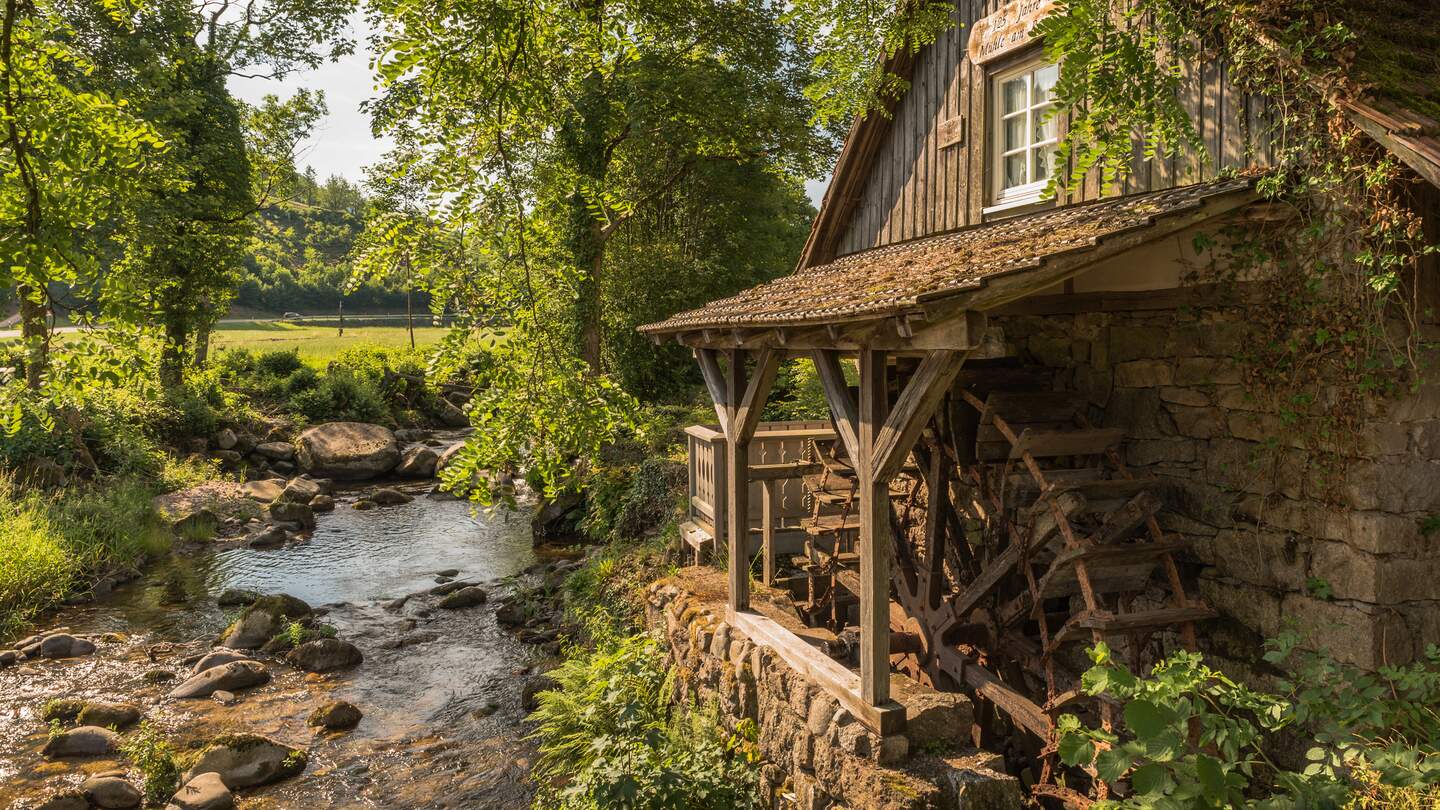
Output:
[[812, 349, 861, 463], [695, 348, 731, 438], [725, 348, 750, 612], [729, 608, 906, 735], [676, 310, 985, 352], [857, 348, 891, 706], [872, 350, 966, 483], [733, 347, 781, 443]]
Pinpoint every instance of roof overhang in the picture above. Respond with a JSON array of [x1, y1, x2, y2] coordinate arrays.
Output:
[[643, 179, 1259, 352]]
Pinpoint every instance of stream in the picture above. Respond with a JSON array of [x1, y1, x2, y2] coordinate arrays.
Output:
[[1, 483, 550, 809]]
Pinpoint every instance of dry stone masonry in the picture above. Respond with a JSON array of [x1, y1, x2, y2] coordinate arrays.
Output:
[[993, 305, 1440, 671], [647, 575, 1022, 810]]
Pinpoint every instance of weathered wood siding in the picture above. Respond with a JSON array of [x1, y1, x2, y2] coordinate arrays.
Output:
[[834, 4, 1276, 257]]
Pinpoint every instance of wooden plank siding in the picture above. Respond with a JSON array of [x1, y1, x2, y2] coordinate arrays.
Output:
[[833, 6, 1276, 259]]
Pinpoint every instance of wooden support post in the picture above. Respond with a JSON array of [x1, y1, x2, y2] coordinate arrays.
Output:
[[712, 438, 727, 567], [761, 480, 777, 585], [857, 348, 890, 706], [726, 348, 750, 612]]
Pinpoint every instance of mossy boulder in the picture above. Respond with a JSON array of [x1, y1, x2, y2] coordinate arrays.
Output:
[[181, 734, 308, 790], [218, 594, 311, 649]]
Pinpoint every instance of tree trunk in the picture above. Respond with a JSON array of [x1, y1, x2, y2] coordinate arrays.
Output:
[[18, 284, 47, 389], [560, 11, 610, 373], [160, 311, 189, 389]]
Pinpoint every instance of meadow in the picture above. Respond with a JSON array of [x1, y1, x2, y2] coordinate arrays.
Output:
[[210, 322, 451, 366]]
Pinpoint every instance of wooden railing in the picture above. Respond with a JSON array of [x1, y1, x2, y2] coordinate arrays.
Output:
[[684, 420, 834, 581]]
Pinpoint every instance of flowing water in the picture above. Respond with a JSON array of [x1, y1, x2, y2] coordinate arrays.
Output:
[[0, 484, 548, 809]]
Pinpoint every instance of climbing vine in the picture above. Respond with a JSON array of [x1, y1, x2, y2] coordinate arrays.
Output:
[[1039, 0, 1436, 501]]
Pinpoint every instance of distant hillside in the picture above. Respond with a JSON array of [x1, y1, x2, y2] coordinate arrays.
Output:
[[238, 172, 431, 315]]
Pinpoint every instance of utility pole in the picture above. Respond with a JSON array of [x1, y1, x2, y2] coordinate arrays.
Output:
[[338, 300, 344, 337], [404, 254, 415, 349]]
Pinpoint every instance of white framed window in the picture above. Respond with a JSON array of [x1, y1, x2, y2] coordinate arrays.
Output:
[[989, 60, 1059, 210]]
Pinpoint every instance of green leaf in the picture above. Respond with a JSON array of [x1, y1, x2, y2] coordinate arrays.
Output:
[[1125, 699, 1167, 741], [1057, 732, 1094, 767], [1196, 754, 1225, 796], [1095, 747, 1133, 783], [1130, 761, 1169, 795]]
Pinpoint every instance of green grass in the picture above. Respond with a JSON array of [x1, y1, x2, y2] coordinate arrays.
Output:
[[210, 323, 452, 367], [0, 477, 170, 642]]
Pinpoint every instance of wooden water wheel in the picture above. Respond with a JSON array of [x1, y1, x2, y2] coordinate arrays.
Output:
[[790, 362, 1216, 806]]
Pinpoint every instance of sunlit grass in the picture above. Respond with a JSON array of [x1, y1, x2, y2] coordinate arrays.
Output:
[[210, 323, 451, 366], [0, 477, 170, 642]]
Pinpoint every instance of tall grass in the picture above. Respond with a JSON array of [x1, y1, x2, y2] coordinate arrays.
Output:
[[0, 477, 170, 642]]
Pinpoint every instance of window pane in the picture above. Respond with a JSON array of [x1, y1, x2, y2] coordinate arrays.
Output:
[[1033, 144, 1055, 182], [1033, 107, 1056, 143], [1002, 77, 1027, 115], [1004, 115, 1026, 151], [1004, 152, 1027, 189], [1033, 64, 1058, 104]]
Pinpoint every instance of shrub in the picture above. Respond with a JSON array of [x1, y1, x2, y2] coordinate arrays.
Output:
[[255, 348, 304, 377], [529, 633, 762, 810], [761, 357, 831, 422], [284, 366, 320, 395], [118, 722, 182, 805], [582, 457, 685, 544], [287, 369, 387, 423]]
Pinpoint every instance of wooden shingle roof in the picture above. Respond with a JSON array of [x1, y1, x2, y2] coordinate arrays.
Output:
[[641, 178, 1256, 335]]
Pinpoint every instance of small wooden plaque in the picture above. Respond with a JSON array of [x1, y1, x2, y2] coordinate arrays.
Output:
[[938, 115, 965, 148], [967, 0, 1057, 65]]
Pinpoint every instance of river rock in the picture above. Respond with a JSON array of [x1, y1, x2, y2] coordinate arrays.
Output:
[[253, 442, 296, 462], [219, 595, 311, 649], [278, 477, 321, 504], [77, 701, 142, 729], [429, 580, 478, 596], [369, 487, 413, 506], [182, 734, 308, 790], [43, 725, 118, 758], [238, 479, 285, 502], [82, 775, 142, 809], [395, 445, 439, 478], [214, 428, 238, 450], [436, 443, 464, 473], [166, 772, 233, 810], [379, 630, 440, 650], [309, 494, 335, 512], [212, 690, 237, 706], [34, 790, 87, 810], [521, 674, 557, 712], [286, 639, 363, 672], [268, 501, 315, 531], [436, 398, 469, 427], [0, 649, 18, 666], [38, 633, 96, 659], [216, 588, 260, 607], [307, 700, 362, 731], [295, 422, 400, 480], [192, 649, 253, 675], [394, 428, 429, 443], [438, 586, 488, 609], [243, 525, 287, 549], [170, 660, 270, 699]]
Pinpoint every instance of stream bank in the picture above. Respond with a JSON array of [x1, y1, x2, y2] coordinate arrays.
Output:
[[1, 424, 574, 810]]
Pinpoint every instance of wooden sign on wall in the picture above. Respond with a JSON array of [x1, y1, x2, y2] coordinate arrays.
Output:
[[967, 0, 1057, 65]]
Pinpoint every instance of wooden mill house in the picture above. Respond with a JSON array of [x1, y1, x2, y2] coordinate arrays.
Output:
[[641, 1, 1440, 805]]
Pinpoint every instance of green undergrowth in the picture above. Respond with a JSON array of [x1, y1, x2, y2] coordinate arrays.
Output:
[[527, 404, 767, 809], [0, 475, 171, 641]]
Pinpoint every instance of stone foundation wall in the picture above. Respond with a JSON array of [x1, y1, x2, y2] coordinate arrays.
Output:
[[646, 574, 1022, 810], [993, 305, 1440, 669]]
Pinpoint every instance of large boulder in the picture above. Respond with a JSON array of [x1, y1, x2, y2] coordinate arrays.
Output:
[[268, 501, 315, 531], [169, 660, 270, 699], [295, 422, 400, 480], [165, 772, 233, 810], [191, 649, 253, 675], [76, 701, 141, 729], [42, 726, 118, 758], [81, 775, 142, 809], [394, 445, 439, 478], [286, 639, 363, 673], [435, 398, 469, 427], [218, 595, 311, 649], [39, 633, 96, 659], [181, 734, 308, 790], [252, 442, 296, 462], [437, 586, 487, 610]]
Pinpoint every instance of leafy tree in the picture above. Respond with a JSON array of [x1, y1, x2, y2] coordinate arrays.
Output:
[[364, 0, 831, 501], [0, 0, 167, 390]]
